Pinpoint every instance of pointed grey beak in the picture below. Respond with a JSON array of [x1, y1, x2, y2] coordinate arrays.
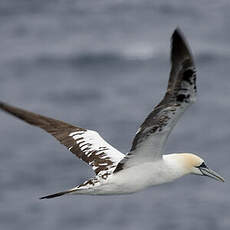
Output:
[[200, 167, 225, 182]]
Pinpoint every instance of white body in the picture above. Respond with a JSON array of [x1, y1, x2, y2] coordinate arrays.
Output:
[[71, 154, 188, 195]]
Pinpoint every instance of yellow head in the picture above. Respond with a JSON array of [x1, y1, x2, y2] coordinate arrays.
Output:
[[165, 153, 224, 182]]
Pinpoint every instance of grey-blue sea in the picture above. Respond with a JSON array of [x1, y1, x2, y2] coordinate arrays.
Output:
[[0, 0, 230, 229]]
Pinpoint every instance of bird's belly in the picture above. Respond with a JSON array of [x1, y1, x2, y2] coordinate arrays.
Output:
[[101, 162, 172, 194]]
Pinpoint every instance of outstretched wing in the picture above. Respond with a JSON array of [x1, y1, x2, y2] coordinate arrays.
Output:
[[115, 28, 196, 172], [0, 102, 124, 175]]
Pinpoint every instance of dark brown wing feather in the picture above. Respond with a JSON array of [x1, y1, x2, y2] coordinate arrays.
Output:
[[131, 28, 196, 152], [115, 28, 196, 172], [0, 102, 124, 175]]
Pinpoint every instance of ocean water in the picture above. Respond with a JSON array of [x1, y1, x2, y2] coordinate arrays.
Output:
[[0, 0, 230, 229]]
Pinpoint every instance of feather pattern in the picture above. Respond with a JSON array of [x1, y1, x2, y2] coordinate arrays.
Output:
[[114, 29, 196, 172], [0, 102, 124, 176]]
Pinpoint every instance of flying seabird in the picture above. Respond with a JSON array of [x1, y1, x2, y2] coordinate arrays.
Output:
[[0, 29, 224, 199]]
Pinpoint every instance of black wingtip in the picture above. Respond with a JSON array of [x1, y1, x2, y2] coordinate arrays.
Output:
[[0, 101, 6, 109], [0, 101, 13, 115], [172, 27, 183, 40], [171, 27, 187, 49], [171, 27, 193, 63]]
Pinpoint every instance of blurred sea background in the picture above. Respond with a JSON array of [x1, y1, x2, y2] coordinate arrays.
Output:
[[0, 0, 230, 229]]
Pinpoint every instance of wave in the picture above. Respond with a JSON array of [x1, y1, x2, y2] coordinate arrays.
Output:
[[33, 50, 159, 67], [9, 49, 230, 68]]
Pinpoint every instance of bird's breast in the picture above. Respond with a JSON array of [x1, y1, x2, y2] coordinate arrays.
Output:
[[106, 160, 175, 194]]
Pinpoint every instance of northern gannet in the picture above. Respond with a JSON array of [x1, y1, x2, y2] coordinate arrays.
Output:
[[0, 28, 224, 199]]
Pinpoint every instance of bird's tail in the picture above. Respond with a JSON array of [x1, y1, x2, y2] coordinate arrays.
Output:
[[40, 177, 97, 199], [40, 188, 78, 200]]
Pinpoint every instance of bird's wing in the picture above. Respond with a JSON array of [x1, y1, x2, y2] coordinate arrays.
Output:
[[0, 102, 124, 176], [114, 29, 196, 172]]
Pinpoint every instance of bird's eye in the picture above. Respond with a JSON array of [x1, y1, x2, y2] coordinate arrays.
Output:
[[195, 162, 207, 168], [198, 162, 207, 168]]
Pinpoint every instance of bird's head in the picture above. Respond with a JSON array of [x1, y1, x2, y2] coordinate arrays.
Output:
[[166, 153, 224, 182]]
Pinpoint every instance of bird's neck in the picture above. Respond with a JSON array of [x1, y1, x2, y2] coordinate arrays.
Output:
[[162, 153, 192, 179]]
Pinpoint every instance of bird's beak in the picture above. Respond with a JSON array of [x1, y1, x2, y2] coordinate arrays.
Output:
[[200, 167, 225, 182]]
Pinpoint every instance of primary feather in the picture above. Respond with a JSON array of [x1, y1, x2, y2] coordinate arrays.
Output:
[[114, 29, 196, 172]]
